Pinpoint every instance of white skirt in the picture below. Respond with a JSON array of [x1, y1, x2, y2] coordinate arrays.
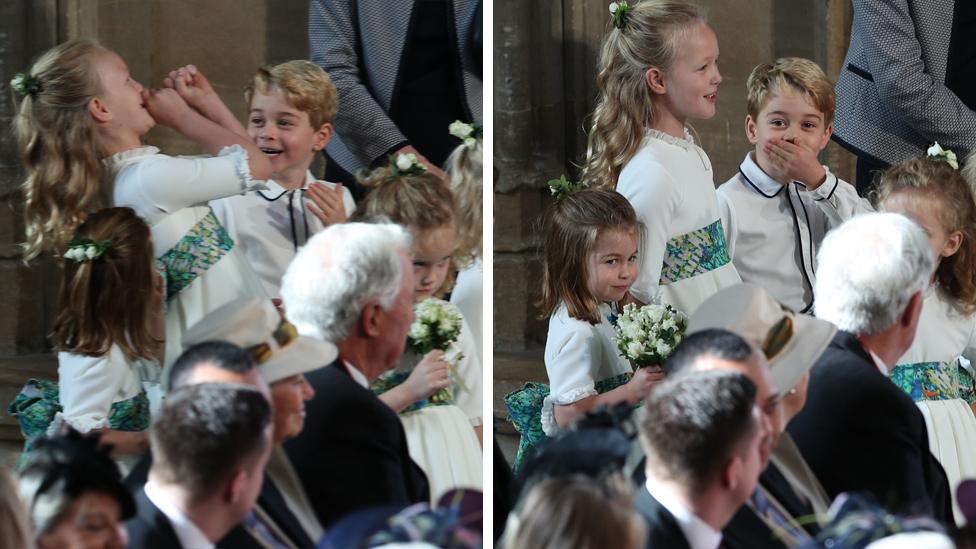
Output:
[[400, 405, 482, 501], [916, 399, 976, 525]]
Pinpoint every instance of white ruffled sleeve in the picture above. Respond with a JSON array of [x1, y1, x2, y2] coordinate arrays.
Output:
[[52, 348, 138, 435], [114, 145, 266, 221], [451, 317, 483, 426], [542, 312, 600, 435]]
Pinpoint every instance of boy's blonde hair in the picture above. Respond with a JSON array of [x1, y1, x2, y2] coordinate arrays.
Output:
[[581, 0, 705, 189], [447, 140, 483, 268], [16, 40, 107, 260], [539, 189, 643, 324], [245, 60, 337, 128], [746, 57, 835, 125]]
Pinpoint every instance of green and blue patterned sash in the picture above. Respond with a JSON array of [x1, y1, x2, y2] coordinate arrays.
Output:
[[156, 210, 234, 302], [371, 370, 455, 413], [503, 372, 633, 472], [659, 218, 731, 284], [890, 360, 975, 404], [7, 378, 150, 469]]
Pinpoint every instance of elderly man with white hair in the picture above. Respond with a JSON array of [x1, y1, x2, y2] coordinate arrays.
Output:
[[279, 222, 430, 528], [787, 212, 953, 523]]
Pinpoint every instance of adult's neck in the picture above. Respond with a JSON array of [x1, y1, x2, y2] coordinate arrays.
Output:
[[336, 339, 389, 383], [856, 330, 902, 372], [647, 474, 733, 533], [148, 476, 237, 543]]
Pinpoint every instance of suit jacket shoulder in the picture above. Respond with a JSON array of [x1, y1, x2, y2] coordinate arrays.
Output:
[[634, 487, 692, 549], [125, 488, 183, 549]]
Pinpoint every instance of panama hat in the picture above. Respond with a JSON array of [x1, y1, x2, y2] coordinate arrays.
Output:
[[687, 283, 836, 396]]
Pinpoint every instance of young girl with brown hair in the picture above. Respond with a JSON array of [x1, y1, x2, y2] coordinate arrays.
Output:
[[580, 0, 739, 315], [354, 155, 482, 500], [878, 154, 976, 524], [13, 40, 271, 371], [9, 207, 163, 470]]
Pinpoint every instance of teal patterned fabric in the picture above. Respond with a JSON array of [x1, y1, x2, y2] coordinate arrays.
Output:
[[659, 218, 731, 284], [504, 372, 633, 472], [8, 378, 150, 469], [371, 370, 455, 413], [890, 360, 974, 403], [156, 210, 234, 301]]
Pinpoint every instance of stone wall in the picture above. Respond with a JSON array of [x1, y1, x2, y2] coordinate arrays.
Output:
[[493, 0, 855, 353], [0, 0, 311, 446]]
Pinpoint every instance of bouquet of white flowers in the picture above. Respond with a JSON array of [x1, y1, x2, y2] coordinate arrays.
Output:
[[611, 301, 688, 369], [407, 298, 468, 402]]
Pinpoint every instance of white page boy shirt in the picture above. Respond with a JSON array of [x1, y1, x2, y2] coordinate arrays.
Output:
[[717, 153, 871, 313], [211, 171, 355, 298]]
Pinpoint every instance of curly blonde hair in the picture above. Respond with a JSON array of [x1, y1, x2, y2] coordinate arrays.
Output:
[[15, 40, 107, 260], [580, 0, 705, 189], [446, 140, 482, 268], [245, 60, 337, 128], [877, 156, 976, 315]]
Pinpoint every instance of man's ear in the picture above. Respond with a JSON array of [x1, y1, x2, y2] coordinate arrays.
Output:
[[645, 67, 667, 95], [901, 290, 925, 328], [361, 301, 383, 338], [224, 469, 248, 504], [720, 456, 742, 492], [88, 96, 113, 124], [313, 122, 333, 152]]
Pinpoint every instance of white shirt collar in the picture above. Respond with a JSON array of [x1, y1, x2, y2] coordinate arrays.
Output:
[[644, 477, 722, 549], [144, 479, 215, 549], [867, 348, 889, 376], [343, 359, 369, 388], [260, 170, 317, 199], [739, 152, 797, 198]]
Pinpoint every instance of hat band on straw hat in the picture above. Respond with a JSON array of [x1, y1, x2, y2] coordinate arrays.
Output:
[[247, 317, 299, 365], [761, 314, 793, 362]]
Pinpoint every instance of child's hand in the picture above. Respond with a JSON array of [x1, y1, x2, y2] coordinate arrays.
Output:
[[628, 365, 665, 402], [142, 88, 192, 130], [164, 64, 216, 110], [763, 137, 827, 189], [306, 182, 348, 225], [403, 350, 452, 401]]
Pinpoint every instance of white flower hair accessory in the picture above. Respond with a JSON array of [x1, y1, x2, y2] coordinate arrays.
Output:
[[609, 1, 632, 29], [448, 120, 483, 149], [927, 142, 959, 170], [390, 153, 428, 177], [64, 238, 110, 263]]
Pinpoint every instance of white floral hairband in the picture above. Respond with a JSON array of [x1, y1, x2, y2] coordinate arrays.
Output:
[[927, 142, 959, 170], [391, 152, 428, 177], [448, 120, 483, 149], [64, 239, 109, 262]]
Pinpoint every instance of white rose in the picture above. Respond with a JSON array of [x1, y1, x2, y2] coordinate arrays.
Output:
[[927, 142, 945, 157], [449, 120, 473, 139], [464, 136, 477, 148], [609, 2, 619, 15], [395, 153, 414, 171], [65, 248, 82, 261], [645, 305, 664, 323], [627, 341, 644, 359], [85, 246, 99, 259], [656, 341, 671, 356]]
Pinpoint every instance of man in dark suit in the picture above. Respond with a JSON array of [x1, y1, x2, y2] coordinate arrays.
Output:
[[127, 383, 273, 549], [788, 212, 952, 523], [281, 222, 430, 528], [636, 368, 765, 549]]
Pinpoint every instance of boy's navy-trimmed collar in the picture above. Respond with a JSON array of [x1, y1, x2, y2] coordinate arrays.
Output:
[[258, 170, 318, 201]]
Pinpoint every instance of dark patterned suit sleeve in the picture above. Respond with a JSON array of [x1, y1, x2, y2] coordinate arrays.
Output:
[[308, 0, 408, 167], [854, 0, 976, 151]]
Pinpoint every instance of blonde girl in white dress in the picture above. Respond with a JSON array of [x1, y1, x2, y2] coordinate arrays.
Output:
[[15, 41, 272, 374], [580, 0, 739, 316], [878, 154, 976, 525], [355, 156, 483, 501]]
